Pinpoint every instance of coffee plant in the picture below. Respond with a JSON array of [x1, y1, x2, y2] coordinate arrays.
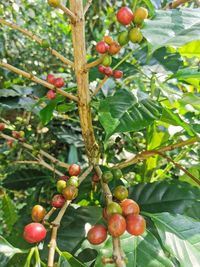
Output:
[[0, 0, 200, 266]]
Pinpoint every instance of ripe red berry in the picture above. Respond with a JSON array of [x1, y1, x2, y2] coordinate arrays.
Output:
[[54, 77, 64, 88], [6, 139, 14, 147], [0, 123, 5, 131], [59, 175, 70, 181], [120, 199, 140, 217], [104, 67, 113, 77], [87, 224, 107, 245], [51, 194, 65, 208], [68, 164, 81, 176], [23, 223, 46, 243], [116, 7, 134, 25], [96, 41, 109, 54], [113, 70, 123, 79], [31, 205, 46, 222], [108, 214, 126, 237], [98, 65, 106, 74], [126, 214, 146, 236], [46, 90, 56, 100], [47, 74, 55, 84], [92, 173, 100, 183]]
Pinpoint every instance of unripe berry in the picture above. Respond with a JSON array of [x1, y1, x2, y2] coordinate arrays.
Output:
[[118, 31, 129, 46], [134, 7, 148, 25], [68, 164, 81, 176], [92, 173, 100, 183], [108, 214, 126, 237], [102, 55, 112, 67], [112, 169, 123, 180], [116, 7, 134, 25], [113, 185, 128, 201], [31, 205, 46, 222], [41, 39, 50, 48], [103, 36, 113, 45], [87, 225, 107, 245], [0, 123, 5, 131], [23, 223, 46, 243], [57, 180, 66, 193], [62, 185, 78, 200], [113, 70, 123, 79], [46, 90, 56, 100], [104, 67, 113, 77], [96, 41, 109, 54], [98, 65, 106, 74], [107, 202, 122, 216], [129, 28, 143, 43], [102, 171, 113, 183], [51, 194, 65, 208], [54, 77, 64, 88], [108, 42, 121, 55], [120, 199, 140, 217], [67, 176, 79, 187], [48, 0, 60, 7], [126, 214, 146, 236], [47, 74, 55, 84]]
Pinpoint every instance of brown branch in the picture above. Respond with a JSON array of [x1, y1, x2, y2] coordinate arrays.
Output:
[[59, 4, 77, 22], [164, 0, 191, 9], [92, 76, 109, 97], [0, 133, 69, 170], [0, 19, 74, 68], [113, 137, 198, 169], [84, 0, 93, 15], [0, 61, 78, 102], [44, 207, 57, 223], [85, 56, 104, 70], [79, 165, 93, 184], [155, 151, 200, 186]]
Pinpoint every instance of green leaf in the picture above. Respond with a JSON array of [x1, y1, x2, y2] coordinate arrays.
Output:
[[148, 212, 200, 267], [142, 9, 200, 53], [3, 169, 49, 190], [0, 236, 25, 267], [93, 231, 174, 267], [129, 180, 200, 217], [58, 251, 86, 267], [2, 192, 18, 232], [178, 93, 200, 111], [98, 89, 162, 140], [39, 99, 57, 125], [178, 40, 200, 58], [167, 67, 200, 81]]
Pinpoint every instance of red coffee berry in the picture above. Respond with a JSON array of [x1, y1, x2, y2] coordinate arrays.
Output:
[[12, 131, 20, 139], [59, 175, 70, 181], [120, 199, 140, 217], [113, 70, 123, 79], [23, 223, 46, 243], [104, 67, 113, 77], [108, 214, 126, 237], [6, 139, 14, 147], [116, 7, 134, 25], [54, 77, 64, 88], [68, 164, 81, 176], [126, 214, 146, 236], [108, 42, 121, 55], [0, 123, 5, 131], [87, 224, 107, 245], [47, 74, 55, 84], [51, 194, 65, 208], [46, 90, 56, 100], [92, 173, 100, 182], [98, 65, 106, 74], [96, 41, 109, 54], [31, 205, 46, 222]]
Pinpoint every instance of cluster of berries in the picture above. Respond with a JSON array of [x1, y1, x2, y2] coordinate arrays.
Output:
[[46, 74, 65, 100], [23, 163, 81, 244], [87, 184, 146, 246], [0, 123, 25, 147]]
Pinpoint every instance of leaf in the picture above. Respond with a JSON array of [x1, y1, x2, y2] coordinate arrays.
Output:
[[129, 180, 200, 217], [167, 67, 200, 81], [178, 93, 200, 111], [92, 231, 174, 267], [2, 192, 18, 232], [178, 40, 200, 58], [3, 169, 50, 190], [39, 99, 57, 125], [142, 8, 200, 53], [0, 236, 25, 267], [148, 212, 200, 267], [98, 89, 162, 140], [58, 251, 86, 267]]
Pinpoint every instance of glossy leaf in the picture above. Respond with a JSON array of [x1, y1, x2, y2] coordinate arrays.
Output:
[[58, 251, 86, 267], [178, 40, 200, 58], [2, 192, 18, 232]]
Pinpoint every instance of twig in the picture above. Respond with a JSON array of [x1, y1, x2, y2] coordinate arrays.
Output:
[[79, 165, 93, 184], [0, 61, 78, 102], [85, 56, 104, 70], [164, 0, 191, 9], [0, 133, 69, 170], [84, 0, 93, 15], [113, 137, 198, 169], [59, 4, 77, 22], [0, 19, 74, 68], [92, 76, 108, 97], [155, 151, 200, 186], [44, 207, 57, 222]]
